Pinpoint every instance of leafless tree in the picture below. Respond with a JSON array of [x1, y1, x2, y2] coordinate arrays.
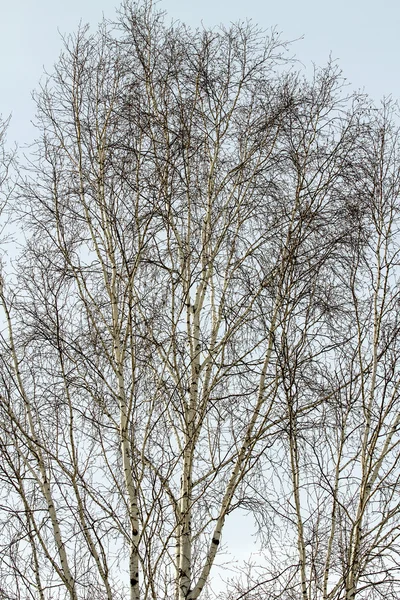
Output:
[[0, 115, 13, 225], [221, 103, 400, 600], [0, 2, 400, 600]]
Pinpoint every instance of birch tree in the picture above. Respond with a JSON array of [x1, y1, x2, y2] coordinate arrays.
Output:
[[1, 2, 400, 600], [0, 115, 12, 231], [223, 103, 400, 600]]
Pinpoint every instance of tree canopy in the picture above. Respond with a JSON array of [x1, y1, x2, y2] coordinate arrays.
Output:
[[1, 2, 400, 600]]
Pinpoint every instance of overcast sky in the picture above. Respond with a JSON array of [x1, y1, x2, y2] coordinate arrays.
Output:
[[1, 0, 399, 150], [1, 0, 398, 583]]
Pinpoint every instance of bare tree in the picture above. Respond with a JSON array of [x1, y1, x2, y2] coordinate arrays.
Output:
[[0, 115, 12, 230], [1, 2, 400, 600], [222, 103, 400, 600]]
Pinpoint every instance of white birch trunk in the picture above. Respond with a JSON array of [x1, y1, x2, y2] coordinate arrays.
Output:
[[1, 293, 77, 599], [112, 298, 140, 600]]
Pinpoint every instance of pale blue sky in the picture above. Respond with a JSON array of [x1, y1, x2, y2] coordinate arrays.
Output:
[[1, 0, 400, 148]]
